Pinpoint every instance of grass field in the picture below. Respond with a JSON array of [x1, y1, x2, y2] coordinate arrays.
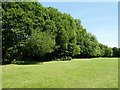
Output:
[[2, 58, 118, 88]]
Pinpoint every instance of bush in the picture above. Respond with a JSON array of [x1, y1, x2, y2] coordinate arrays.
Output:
[[54, 56, 72, 61], [11, 59, 25, 64], [24, 30, 55, 61], [67, 56, 72, 60]]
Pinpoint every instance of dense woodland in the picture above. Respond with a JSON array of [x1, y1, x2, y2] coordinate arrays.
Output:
[[2, 2, 120, 64]]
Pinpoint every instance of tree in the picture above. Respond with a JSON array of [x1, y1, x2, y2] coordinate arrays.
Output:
[[2, 2, 114, 64], [112, 47, 120, 57], [54, 25, 69, 58], [23, 30, 55, 61], [103, 45, 113, 57]]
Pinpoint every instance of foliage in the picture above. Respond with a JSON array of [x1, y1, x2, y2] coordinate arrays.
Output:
[[2, 2, 119, 64], [112, 47, 120, 57], [11, 59, 25, 64], [25, 30, 55, 61]]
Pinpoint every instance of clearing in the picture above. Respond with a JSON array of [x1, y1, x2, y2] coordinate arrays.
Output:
[[2, 58, 118, 88]]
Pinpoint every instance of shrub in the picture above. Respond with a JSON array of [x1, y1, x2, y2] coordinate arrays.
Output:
[[54, 56, 72, 61], [11, 59, 25, 64]]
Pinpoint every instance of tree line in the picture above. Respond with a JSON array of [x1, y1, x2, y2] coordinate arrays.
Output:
[[2, 2, 119, 64]]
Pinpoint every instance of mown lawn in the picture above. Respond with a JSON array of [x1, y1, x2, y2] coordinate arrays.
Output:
[[2, 58, 118, 88]]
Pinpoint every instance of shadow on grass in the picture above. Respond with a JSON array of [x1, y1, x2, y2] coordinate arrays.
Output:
[[2, 61, 43, 65], [16, 61, 43, 65]]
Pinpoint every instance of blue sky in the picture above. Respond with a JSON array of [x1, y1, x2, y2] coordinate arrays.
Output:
[[39, 2, 118, 48]]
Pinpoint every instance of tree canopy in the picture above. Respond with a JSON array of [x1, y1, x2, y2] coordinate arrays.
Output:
[[2, 2, 119, 64]]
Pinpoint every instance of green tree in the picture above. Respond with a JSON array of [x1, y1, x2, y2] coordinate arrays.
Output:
[[2, 2, 114, 64], [112, 47, 120, 57], [25, 30, 55, 61], [104, 45, 113, 57]]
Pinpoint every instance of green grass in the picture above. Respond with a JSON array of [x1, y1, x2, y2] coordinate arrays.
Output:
[[2, 58, 118, 88]]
